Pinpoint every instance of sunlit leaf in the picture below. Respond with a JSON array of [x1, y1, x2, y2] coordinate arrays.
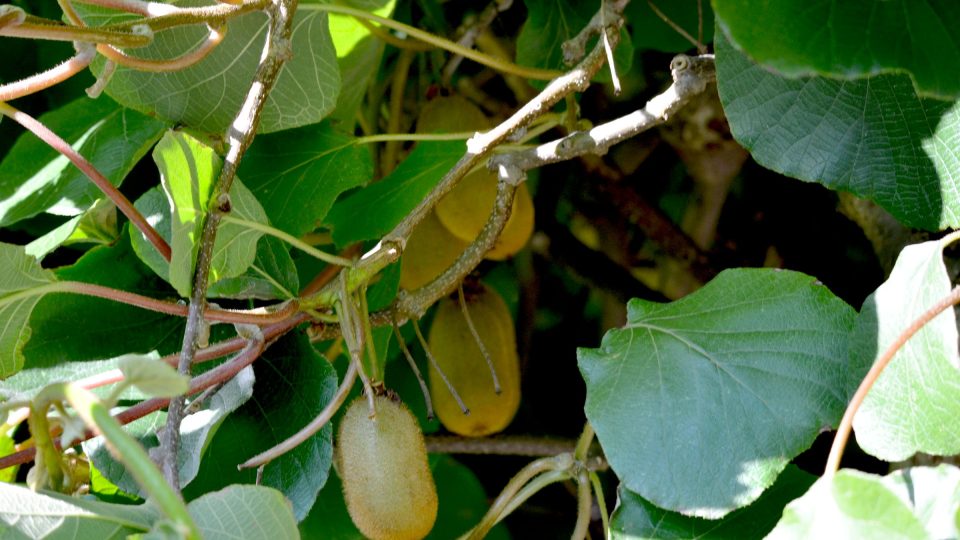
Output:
[[850, 236, 960, 460], [188, 485, 298, 540], [0, 244, 57, 379], [578, 268, 854, 518]]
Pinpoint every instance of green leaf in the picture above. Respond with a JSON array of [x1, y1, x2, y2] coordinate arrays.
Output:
[[713, 0, 960, 100], [25, 198, 118, 261], [578, 268, 855, 518], [78, 3, 339, 134], [624, 0, 714, 53], [767, 470, 928, 539], [882, 465, 960, 539], [0, 96, 166, 227], [2, 352, 163, 404], [609, 465, 815, 539], [715, 30, 960, 231], [183, 333, 338, 521], [849, 236, 960, 461], [188, 485, 299, 540], [25, 232, 184, 367], [516, 0, 633, 85], [117, 355, 190, 398], [146, 131, 268, 297], [0, 483, 158, 538], [326, 0, 396, 125], [299, 471, 364, 540], [83, 366, 255, 494], [207, 236, 300, 300], [239, 121, 373, 237], [325, 141, 464, 246], [0, 244, 58, 379]]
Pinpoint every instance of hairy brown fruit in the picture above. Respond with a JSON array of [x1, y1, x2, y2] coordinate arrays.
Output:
[[428, 283, 521, 436], [416, 95, 489, 134], [400, 210, 470, 291], [338, 395, 438, 540]]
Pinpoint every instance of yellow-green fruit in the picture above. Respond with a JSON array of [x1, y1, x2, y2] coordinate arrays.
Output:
[[435, 169, 535, 260], [400, 210, 470, 291], [338, 395, 438, 540], [427, 284, 521, 436]]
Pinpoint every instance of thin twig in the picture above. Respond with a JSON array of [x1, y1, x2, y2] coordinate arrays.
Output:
[[458, 284, 501, 394], [413, 318, 469, 414], [159, 0, 299, 491], [572, 470, 592, 540], [391, 315, 434, 420], [238, 359, 359, 469], [824, 284, 960, 476], [442, 0, 513, 84]]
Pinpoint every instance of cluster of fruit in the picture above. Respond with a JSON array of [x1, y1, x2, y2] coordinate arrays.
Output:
[[336, 96, 533, 539]]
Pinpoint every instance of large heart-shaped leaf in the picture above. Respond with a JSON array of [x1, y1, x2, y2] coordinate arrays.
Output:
[[849, 236, 960, 461], [578, 268, 855, 518], [714, 0, 960, 99], [715, 31, 960, 231], [78, 2, 339, 134]]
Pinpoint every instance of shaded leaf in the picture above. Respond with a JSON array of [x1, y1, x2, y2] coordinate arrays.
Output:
[[239, 121, 373, 237], [625, 0, 714, 53], [767, 470, 927, 539], [516, 0, 633, 85], [188, 485, 298, 540], [0, 483, 157, 538], [183, 332, 338, 521], [610, 465, 815, 539], [714, 0, 960, 99], [24, 234, 184, 367], [578, 268, 855, 517], [850, 236, 960, 461], [325, 141, 464, 246], [78, 3, 339, 134], [0, 244, 58, 379], [83, 367, 255, 494], [715, 31, 960, 231], [0, 96, 166, 227], [207, 235, 300, 300]]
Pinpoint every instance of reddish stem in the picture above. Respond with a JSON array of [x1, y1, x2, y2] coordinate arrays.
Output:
[[824, 285, 960, 476], [0, 102, 171, 261], [0, 45, 95, 101]]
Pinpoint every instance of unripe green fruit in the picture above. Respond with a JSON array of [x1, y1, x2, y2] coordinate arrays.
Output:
[[428, 283, 521, 436], [337, 395, 438, 540]]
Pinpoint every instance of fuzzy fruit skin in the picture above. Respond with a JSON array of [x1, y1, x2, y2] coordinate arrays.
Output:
[[427, 284, 521, 436], [400, 210, 470, 291], [434, 170, 534, 260], [338, 395, 438, 540]]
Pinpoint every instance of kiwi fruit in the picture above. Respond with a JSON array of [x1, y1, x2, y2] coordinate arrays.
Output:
[[337, 395, 438, 540], [427, 283, 521, 436]]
